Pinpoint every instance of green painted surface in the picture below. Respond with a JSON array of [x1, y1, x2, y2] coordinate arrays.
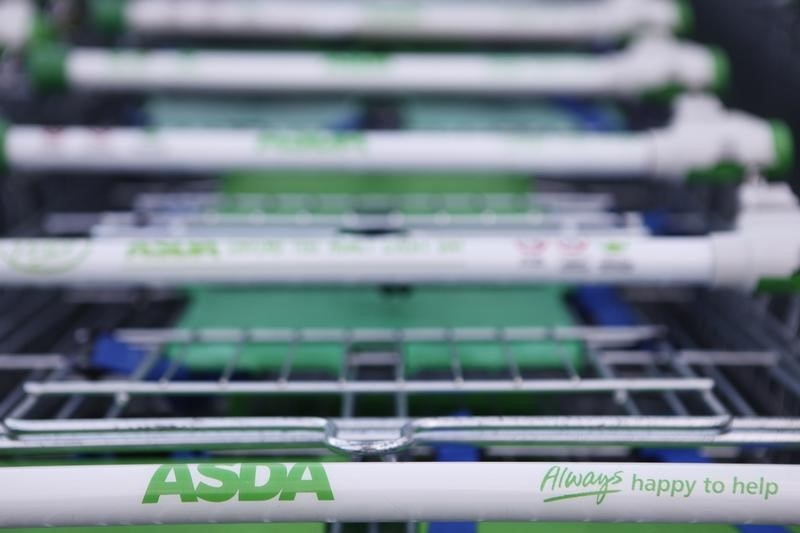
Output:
[[88, 0, 127, 34], [26, 42, 68, 90], [756, 275, 800, 294], [400, 100, 625, 132], [711, 46, 731, 95], [676, 0, 695, 36], [767, 120, 795, 180], [686, 161, 745, 184], [146, 98, 360, 130], [172, 286, 581, 375], [221, 173, 532, 198]]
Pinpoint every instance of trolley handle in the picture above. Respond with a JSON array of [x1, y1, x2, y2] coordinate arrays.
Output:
[[0, 462, 797, 526]]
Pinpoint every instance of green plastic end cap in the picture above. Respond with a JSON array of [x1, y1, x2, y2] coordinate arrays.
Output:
[[757, 275, 800, 294], [709, 46, 731, 94], [28, 13, 58, 47], [88, 0, 127, 34], [686, 162, 745, 184], [642, 82, 684, 104], [675, 0, 695, 36], [0, 117, 8, 174], [710, 46, 731, 94], [766, 120, 795, 181], [26, 42, 67, 91]]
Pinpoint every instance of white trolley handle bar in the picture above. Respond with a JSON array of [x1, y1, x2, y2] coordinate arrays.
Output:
[[0, 228, 797, 289], [0, 462, 797, 526], [118, 0, 686, 42], [1, 97, 784, 180], [30, 37, 721, 96]]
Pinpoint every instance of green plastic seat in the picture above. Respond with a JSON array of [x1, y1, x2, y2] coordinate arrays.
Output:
[[172, 286, 582, 376]]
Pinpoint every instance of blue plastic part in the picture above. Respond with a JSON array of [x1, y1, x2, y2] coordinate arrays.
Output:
[[435, 443, 481, 462], [641, 448, 708, 463], [574, 285, 638, 326], [643, 210, 669, 235], [171, 451, 209, 460], [329, 113, 362, 131], [738, 527, 791, 533], [92, 335, 151, 375], [551, 97, 626, 132], [428, 525, 477, 533], [91, 334, 184, 380]]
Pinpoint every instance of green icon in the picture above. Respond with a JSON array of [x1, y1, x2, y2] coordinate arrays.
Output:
[[0, 240, 90, 275], [604, 241, 627, 254]]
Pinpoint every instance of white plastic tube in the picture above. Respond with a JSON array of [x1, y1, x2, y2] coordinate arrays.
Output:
[[0, 97, 782, 179], [0, 234, 761, 288], [116, 0, 688, 42], [0, 216, 798, 288], [0, 0, 34, 50], [0, 462, 798, 526], [53, 38, 719, 96], [3, 199, 799, 289]]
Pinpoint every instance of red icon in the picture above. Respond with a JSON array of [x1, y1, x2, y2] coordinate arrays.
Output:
[[558, 239, 588, 255], [515, 239, 548, 255]]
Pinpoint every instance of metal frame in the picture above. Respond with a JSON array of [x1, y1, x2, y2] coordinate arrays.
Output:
[[3, 310, 800, 456]]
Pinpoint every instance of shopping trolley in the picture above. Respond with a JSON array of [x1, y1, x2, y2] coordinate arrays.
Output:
[[0, 0, 799, 531]]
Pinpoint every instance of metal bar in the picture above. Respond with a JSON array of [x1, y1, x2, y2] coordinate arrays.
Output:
[[784, 295, 800, 334], [642, 302, 756, 417], [4, 423, 800, 454], [665, 350, 729, 417], [557, 339, 580, 380], [22, 378, 714, 396], [5, 415, 733, 434], [135, 192, 614, 215], [0, 355, 66, 370], [704, 297, 800, 401], [448, 331, 464, 384], [585, 345, 640, 415], [105, 347, 163, 419], [599, 350, 779, 366], [159, 341, 190, 384], [644, 362, 689, 417], [219, 335, 245, 383], [115, 326, 661, 346], [700, 364, 758, 417], [500, 330, 522, 383], [394, 331, 408, 419], [277, 333, 298, 383], [97, 211, 630, 230], [341, 330, 355, 419]]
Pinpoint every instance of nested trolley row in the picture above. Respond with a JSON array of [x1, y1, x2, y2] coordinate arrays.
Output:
[[0, 0, 799, 529]]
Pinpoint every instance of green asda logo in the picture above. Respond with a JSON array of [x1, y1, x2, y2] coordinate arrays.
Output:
[[143, 463, 334, 504], [0, 240, 90, 275], [127, 240, 220, 259], [259, 132, 366, 152]]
